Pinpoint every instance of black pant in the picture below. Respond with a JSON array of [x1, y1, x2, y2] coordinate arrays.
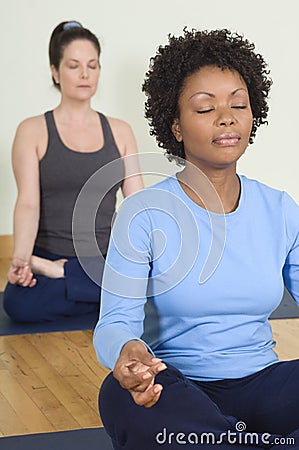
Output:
[[99, 360, 299, 449], [3, 247, 102, 322]]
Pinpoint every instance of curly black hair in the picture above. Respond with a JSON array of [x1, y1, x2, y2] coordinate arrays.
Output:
[[142, 28, 272, 161]]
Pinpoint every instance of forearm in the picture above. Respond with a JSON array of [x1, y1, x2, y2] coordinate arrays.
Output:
[[13, 199, 39, 262], [93, 191, 152, 368]]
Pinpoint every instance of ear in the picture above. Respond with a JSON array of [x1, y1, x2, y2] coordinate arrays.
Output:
[[50, 65, 59, 84], [172, 118, 183, 142]]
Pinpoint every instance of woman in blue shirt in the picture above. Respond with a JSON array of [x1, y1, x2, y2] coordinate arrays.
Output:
[[93, 29, 299, 449]]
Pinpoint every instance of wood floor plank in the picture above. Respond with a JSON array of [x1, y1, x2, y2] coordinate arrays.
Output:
[[0, 370, 54, 434], [0, 391, 29, 436], [270, 318, 299, 360], [28, 333, 103, 415], [0, 235, 13, 258], [0, 258, 11, 291], [47, 331, 110, 387], [0, 333, 102, 432], [0, 235, 12, 291], [24, 334, 101, 427], [1, 338, 80, 432]]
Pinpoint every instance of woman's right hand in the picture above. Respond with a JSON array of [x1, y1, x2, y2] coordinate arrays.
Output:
[[7, 258, 36, 287], [113, 340, 167, 408]]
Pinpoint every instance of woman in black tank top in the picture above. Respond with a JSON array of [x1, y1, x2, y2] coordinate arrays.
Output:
[[3, 20, 143, 322]]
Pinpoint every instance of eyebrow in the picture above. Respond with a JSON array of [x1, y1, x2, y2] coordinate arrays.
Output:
[[67, 58, 98, 63], [189, 88, 247, 100]]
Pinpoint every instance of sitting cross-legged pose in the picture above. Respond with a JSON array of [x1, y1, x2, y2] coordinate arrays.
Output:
[[93, 29, 299, 448], [3, 20, 143, 322]]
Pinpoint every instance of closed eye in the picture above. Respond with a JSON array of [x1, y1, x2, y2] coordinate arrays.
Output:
[[196, 109, 214, 114], [232, 105, 247, 109]]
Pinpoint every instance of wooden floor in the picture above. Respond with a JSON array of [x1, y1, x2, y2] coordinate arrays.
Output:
[[0, 245, 110, 437], [0, 330, 110, 437], [0, 234, 13, 293], [0, 236, 298, 438]]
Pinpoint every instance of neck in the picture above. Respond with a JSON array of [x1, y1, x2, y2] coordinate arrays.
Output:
[[178, 165, 241, 214], [54, 98, 94, 123]]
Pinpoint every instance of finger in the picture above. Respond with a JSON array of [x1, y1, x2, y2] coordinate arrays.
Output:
[[125, 356, 161, 366], [28, 278, 37, 288], [124, 345, 163, 366], [131, 384, 163, 407], [125, 358, 166, 375], [7, 267, 22, 284], [18, 273, 34, 287], [18, 265, 31, 282], [122, 360, 153, 380], [143, 390, 163, 408], [125, 360, 150, 371], [118, 369, 155, 391], [7, 271, 18, 283], [140, 356, 165, 368], [18, 265, 34, 284], [142, 361, 167, 378], [126, 379, 154, 393], [122, 360, 167, 390]]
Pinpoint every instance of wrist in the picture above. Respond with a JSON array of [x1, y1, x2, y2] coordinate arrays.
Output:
[[12, 256, 31, 266]]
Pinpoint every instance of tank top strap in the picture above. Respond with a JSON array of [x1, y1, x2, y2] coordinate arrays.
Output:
[[44, 110, 60, 146], [98, 112, 118, 148]]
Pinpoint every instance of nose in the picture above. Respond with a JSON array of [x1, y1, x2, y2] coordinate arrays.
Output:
[[216, 108, 235, 127], [80, 66, 88, 79]]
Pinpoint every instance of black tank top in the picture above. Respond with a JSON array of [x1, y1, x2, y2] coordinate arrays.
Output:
[[35, 111, 123, 257]]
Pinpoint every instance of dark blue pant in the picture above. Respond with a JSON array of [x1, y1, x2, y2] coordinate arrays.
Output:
[[3, 247, 102, 322], [99, 360, 299, 449]]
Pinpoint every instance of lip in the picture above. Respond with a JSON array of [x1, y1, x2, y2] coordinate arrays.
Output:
[[78, 85, 91, 88], [212, 133, 240, 146]]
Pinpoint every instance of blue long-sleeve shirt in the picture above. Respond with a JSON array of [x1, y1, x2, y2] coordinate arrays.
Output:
[[93, 174, 299, 381]]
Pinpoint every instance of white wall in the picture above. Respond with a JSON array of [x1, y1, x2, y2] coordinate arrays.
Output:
[[1, 0, 298, 234]]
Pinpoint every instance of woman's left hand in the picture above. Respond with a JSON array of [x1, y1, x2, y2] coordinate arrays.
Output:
[[113, 340, 167, 408], [7, 258, 36, 287]]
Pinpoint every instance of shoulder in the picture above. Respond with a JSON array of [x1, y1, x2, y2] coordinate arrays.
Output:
[[104, 115, 137, 157], [241, 174, 299, 219], [15, 114, 47, 138], [145, 176, 175, 192], [119, 177, 177, 213], [12, 114, 48, 160], [106, 116, 133, 134], [241, 175, 286, 201], [106, 115, 135, 138]]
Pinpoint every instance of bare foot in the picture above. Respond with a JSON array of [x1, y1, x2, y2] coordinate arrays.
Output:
[[31, 256, 68, 278]]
